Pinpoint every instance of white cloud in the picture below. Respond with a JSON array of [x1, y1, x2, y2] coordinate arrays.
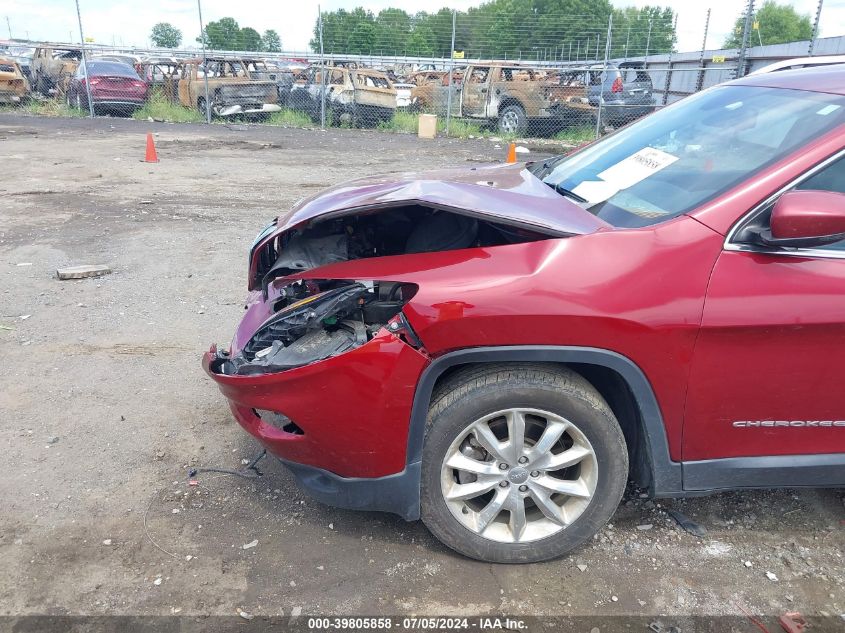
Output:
[[5, 0, 841, 54]]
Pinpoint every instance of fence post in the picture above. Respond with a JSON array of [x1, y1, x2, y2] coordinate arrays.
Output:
[[196, 0, 211, 124], [595, 13, 612, 140], [445, 9, 456, 137], [695, 8, 711, 92], [661, 14, 678, 106], [736, 0, 755, 78], [808, 0, 824, 56], [318, 5, 326, 129], [73, 0, 95, 118]]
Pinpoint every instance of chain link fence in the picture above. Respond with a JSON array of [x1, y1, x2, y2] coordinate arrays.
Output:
[[2, 1, 842, 142]]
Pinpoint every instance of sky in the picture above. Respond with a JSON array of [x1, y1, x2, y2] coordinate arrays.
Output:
[[3, 0, 844, 54]]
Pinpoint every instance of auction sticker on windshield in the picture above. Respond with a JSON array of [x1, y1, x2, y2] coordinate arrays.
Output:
[[597, 146, 679, 189]]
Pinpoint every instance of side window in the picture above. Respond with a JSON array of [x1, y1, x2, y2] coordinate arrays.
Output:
[[796, 156, 845, 194], [795, 156, 845, 250], [469, 67, 489, 84]]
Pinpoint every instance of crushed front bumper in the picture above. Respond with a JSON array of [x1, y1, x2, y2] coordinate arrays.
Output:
[[202, 329, 429, 479], [216, 103, 281, 117]]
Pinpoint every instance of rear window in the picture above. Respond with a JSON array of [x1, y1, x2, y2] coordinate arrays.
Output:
[[88, 62, 138, 77], [0, 63, 16, 73]]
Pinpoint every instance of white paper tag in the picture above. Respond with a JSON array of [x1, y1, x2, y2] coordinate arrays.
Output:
[[597, 147, 679, 190], [571, 180, 620, 204]]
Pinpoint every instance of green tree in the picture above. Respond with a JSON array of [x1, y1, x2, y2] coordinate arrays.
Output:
[[309, 0, 639, 60], [150, 22, 182, 48], [375, 8, 411, 55], [262, 29, 282, 52], [723, 1, 812, 48], [611, 6, 675, 59], [311, 8, 377, 54], [239, 27, 262, 51], [199, 17, 240, 50]]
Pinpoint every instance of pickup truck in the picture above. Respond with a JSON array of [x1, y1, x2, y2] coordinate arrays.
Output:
[[434, 63, 587, 135], [177, 57, 281, 119]]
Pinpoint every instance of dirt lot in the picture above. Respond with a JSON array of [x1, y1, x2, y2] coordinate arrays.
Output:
[[0, 114, 843, 629]]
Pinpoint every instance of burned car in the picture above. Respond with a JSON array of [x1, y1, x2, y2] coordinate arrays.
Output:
[[0, 58, 30, 105], [31, 45, 82, 95], [177, 57, 281, 118], [204, 66, 845, 564], [289, 64, 396, 127], [238, 59, 296, 106], [432, 63, 588, 135]]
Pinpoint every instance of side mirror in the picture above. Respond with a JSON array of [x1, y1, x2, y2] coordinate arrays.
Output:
[[759, 190, 845, 248]]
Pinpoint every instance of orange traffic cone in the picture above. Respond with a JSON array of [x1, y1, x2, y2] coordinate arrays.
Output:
[[144, 133, 159, 163], [506, 142, 517, 164]]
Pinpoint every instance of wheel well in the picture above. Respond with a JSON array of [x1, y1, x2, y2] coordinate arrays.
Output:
[[498, 97, 525, 116], [430, 361, 653, 490]]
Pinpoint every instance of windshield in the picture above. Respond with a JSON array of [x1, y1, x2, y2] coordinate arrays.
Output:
[[532, 85, 845, 227]]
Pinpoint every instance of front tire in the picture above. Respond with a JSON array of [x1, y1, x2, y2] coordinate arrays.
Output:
[[498, 104, 528, 135], [420, 364, 628, 563]]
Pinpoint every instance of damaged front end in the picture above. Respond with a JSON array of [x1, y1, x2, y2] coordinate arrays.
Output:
[[209, 279, 418, 376], [202, 163, 611, 512]]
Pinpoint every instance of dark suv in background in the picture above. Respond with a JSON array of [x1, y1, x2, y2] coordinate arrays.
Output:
[[587, 61, 655, 126]]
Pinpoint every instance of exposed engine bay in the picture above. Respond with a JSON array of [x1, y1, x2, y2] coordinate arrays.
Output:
[[255, 205, 550, 293], [212, 280, 417, 375], [218, 205, 556, 376]]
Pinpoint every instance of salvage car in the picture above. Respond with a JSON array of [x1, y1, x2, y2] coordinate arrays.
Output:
[[432, 62, 587, 135], [177, 57, 281, 119], [585, 61, 656, 127], [66, 60, 148, 115], [31, 45, 82, 95], [408, 70, 447, 111], [0, 57, 30, 105], [238, 59, 295, 106], [203, 65, 845, 563], [289, 65, 396, 127]]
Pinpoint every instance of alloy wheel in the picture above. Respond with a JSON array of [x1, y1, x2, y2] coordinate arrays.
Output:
[[440, 408, 597, 543], [500, 111, 519, 133]]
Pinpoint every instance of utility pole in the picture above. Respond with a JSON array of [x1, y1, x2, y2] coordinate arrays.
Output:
[[736, 0, 754, 78], [808, 0, 824, 56], [644, 18, 652, 61], [197, 0, 211, 123], [73, 0, 95, 118], [5, 16, 11, 39]]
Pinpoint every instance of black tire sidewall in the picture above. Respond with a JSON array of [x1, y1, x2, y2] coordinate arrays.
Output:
[[421, 373, 627, 563]]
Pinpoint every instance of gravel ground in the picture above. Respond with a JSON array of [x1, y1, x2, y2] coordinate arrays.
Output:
[[0, 114, 843, 629]]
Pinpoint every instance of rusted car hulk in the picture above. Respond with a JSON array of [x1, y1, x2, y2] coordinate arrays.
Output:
[[289, 65, 397, 127], [177, 57, 281, 119], [31, 45, 82, 96], [434, 63, 589, 135], [0, 58, 30, 105], [408, 70, 446, 112]]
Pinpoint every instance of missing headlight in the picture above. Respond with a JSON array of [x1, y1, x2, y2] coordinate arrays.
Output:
[[220, 280, 417, 375]]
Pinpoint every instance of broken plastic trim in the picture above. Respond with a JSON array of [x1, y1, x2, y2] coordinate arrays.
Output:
[[212, 280, 418, 376]]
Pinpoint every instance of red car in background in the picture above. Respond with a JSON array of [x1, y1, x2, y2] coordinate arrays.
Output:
[[66, 60, 147, 115], [203, 65, 845, 563]]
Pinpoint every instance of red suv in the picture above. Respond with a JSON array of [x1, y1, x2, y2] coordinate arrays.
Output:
[[204, 66, 845, 563]]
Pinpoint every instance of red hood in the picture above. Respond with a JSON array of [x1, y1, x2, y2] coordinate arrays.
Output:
[[270, 162, 611, 238]]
